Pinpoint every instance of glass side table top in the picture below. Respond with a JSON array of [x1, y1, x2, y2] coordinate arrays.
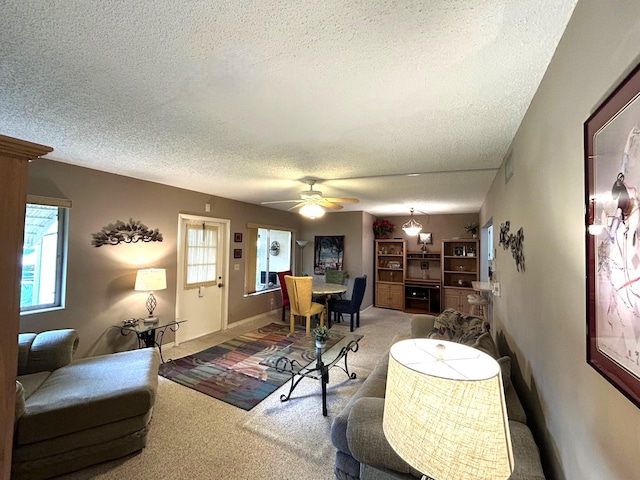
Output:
[[118, 319, 185, 334]]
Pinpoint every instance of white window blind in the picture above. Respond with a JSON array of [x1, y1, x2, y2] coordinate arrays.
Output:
[[184, 223, 217, 288]]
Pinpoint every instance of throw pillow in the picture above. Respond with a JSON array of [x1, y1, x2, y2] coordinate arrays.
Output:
[[428, 308, 489, 345], [469, 332, 499, 359]]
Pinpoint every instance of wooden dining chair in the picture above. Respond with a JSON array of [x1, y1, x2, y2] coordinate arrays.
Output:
[[284, 275, 325, 335], [276, 270, 292, 322]]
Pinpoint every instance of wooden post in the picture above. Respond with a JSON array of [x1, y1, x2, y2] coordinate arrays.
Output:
[[0, 135, 53, 479]]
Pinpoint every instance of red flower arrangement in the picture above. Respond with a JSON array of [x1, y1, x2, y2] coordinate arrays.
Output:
[[373, 219, 395, 238]]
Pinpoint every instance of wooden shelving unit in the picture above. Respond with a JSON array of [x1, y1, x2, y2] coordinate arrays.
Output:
[[441, 239, 479, 312], [404, 250, 441, 314], [375, 239, 406, 310]]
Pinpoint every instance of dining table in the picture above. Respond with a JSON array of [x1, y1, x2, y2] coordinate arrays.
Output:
[[312, 281, 348, 327]]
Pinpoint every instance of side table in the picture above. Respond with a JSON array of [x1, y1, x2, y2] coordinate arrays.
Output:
[[117, 319, 186, 363]]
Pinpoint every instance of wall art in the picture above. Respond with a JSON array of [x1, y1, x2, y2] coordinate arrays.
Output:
[[585, 61, 640, 408], [234, 232, 243, 242], [234, 249, 242, 259], [91, 219, 163, 247], [314, 235, 344, 275], [498, 221, 524, 272]]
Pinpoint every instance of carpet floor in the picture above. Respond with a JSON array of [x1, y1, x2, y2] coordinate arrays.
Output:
[[158, 322, 344, 410], [57, 307, 413, 480]]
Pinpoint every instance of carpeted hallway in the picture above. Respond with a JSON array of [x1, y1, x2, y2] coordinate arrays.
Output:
[[57, 307, 412, 480]]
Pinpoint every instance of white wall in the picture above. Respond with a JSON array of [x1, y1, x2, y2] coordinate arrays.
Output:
[[481, 1, 640, 478]]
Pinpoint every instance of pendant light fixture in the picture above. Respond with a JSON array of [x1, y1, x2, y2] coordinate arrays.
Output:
[[402, 208, 422, 236]]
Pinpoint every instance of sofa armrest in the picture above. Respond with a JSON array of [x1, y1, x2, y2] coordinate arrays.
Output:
[[346, 397, 421, 477], [17, 329, 79, 375], [410, 314, 436, 338]]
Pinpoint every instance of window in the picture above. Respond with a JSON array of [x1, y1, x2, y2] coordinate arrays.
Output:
[[21, 203, 68, 312], [184, 223, 218, 288], [245, 225, 293, 294]]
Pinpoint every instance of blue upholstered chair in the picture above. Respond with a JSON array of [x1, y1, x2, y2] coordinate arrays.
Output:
[[330, 275, 367, 332]]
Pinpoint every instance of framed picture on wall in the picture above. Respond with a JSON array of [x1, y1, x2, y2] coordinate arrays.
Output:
[[234, 248, 242, 259], [585, 61, 640, 408], [314, 235, 344, 275], [418, 232, 433, 245]]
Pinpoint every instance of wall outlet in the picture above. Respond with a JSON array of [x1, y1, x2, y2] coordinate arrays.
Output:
[[234, 263, 240, 271], [492, 282, 501, 297]]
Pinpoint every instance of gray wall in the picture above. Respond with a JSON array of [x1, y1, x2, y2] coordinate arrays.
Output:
[[24, 159, 301, 357], [481, 1, 640, 478]]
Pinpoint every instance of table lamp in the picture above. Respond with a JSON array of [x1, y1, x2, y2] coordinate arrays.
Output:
[[383, 338, 513, 480], [135, 268, 167, 324]]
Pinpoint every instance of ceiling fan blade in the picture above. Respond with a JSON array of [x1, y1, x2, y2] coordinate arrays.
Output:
[[261, 199, 302, 205], [324, 197, 359, 203], [319, 201, 343, 210], [288, 203, 305, 211]]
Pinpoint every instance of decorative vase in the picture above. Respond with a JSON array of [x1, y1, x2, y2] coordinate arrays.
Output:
[[315, 339, 327, 349]]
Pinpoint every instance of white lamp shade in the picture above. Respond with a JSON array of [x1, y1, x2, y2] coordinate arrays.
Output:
[[135, 268, 167, 291], [383, 338, 513, 480], [299, 203, 325, 219]]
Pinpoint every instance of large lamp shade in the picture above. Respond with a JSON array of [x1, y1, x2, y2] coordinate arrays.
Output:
[[135, 268, 167, 317], [383, 338, 513, 480]]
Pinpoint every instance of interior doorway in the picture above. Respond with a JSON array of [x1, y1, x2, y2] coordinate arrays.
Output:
[[480, 220, 493, 282], [176, 214, 229, 344]]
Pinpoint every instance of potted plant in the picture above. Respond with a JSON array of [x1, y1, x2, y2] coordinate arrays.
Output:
[[465, 222, 479, 238], [312, 325, 331, 348], [373, 219, 395, 239]]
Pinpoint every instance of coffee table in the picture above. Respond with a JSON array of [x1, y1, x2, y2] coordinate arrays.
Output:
[[261, 333, 362, 416]]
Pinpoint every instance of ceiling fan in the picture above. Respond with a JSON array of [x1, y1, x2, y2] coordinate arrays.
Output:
[[261, 180, 359, 218]]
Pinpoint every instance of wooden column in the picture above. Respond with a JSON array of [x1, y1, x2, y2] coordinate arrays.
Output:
[[0, 135, 52, 479]]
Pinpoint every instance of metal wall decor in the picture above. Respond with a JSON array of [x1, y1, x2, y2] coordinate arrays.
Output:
[[499, 221, 524, 272], [92, 219, 163, 247]]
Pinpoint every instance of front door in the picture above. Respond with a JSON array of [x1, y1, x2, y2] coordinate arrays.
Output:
[[176, 214, 229, 344]]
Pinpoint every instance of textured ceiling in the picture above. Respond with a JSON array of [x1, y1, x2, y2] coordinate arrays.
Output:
[[1, 0, 577, 216]]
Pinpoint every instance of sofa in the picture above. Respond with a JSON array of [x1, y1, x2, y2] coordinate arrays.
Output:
[[13, 328, 160, 480], [331, 309, 546, 480]]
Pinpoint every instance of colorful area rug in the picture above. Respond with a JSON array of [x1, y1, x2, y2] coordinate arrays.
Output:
[[158, 322, 343, 410]]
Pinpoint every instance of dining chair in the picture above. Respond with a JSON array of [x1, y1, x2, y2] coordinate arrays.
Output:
[[284, 275, 325, 336], [329, 275, 367, 332], [321, 268, 348, 322], [277, 270, 292, 322]]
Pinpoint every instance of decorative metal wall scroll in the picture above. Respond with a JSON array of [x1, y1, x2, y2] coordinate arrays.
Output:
[[499, 221, 524, 272], [91, 219, 163, 247]]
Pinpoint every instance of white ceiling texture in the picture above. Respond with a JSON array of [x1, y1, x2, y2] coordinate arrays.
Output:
[[1, 1, 577, 216]]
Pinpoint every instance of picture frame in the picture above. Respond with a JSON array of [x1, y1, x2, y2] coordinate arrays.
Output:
[[453, 246, 466, 257], [233, 248, 242, 259], [314, 235, 344, 275], [418, 232, 433, 245], [234, 232, 243, 243], [585, 61, 640, 409]]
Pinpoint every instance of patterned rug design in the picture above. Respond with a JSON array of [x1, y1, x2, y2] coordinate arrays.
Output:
[[158, 322, 343, 410]]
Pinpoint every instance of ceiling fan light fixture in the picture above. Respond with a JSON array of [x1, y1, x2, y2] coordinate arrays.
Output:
[[402, 208, 422, 236], [299, 203, 325, 219]]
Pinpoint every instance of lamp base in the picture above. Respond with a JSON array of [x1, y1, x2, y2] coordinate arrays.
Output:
[[144, 316, 159, 325]]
